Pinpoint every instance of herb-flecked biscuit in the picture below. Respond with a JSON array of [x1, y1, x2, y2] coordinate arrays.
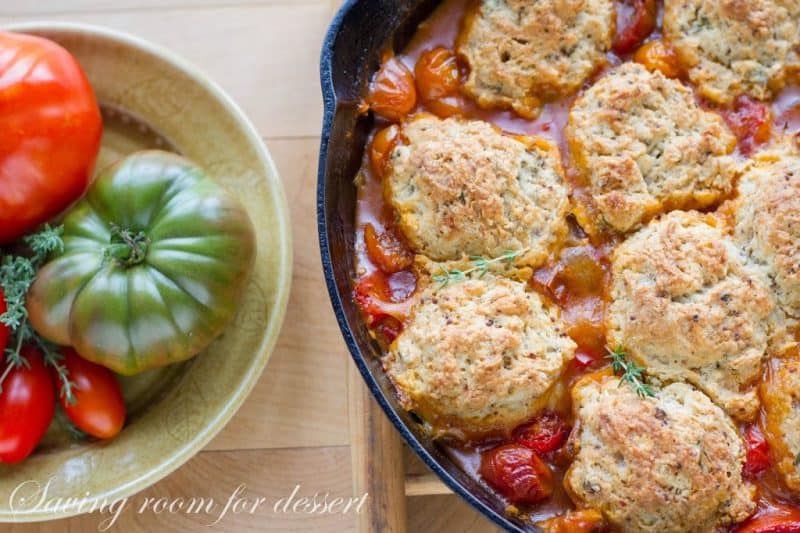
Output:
[[567, 63, 737, 233], [606, 211, 775, 420], [457, 0, 615, 118], [762, 357, 800, 493], [383, 258, 576, 436], [385, 115, 570, 267], [565, 376, 756, 532], [664, 0, 800, 104]]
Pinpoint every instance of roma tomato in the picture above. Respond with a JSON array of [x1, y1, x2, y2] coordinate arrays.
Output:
[[0, 347, 55, 464], [26, 151, 256, 375], [513, 412, 571, 455], [479, 444, 554, 505], [0, 31, 102, 244], [59, 348, 125, 439]]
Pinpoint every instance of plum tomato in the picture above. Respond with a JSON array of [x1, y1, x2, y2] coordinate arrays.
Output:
[[723, 97, 773, 156], [743, 425, 771, 479], [364, 223, 413, 274], [415, 47, 460, 102], [513, 412, 571, 455], [59, 348, 126, 440], [479, 444, 554, 505], [735, 502, 800, 533], [369, 125, 400, 178], [0, 31, 102, 244], [367, 57, 417, 122], [613, 0, 657, 55], [634, 40, 682, 79], [0, 346, 55, 464]]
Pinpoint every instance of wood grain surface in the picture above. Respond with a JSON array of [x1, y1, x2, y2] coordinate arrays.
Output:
[[0, 1, 501, 532]]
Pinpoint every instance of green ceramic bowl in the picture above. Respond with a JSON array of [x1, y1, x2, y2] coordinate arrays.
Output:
[[0, 22, 292, 522]]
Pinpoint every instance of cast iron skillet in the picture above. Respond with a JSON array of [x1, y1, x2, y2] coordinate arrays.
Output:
[[317, 1, 532, 531]]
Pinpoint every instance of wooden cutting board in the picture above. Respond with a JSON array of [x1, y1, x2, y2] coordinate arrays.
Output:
[[0, 1, 499, 531]]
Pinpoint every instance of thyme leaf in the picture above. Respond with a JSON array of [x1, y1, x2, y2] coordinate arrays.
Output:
[[432, 248, 529, 289], [0, 225, 75, 403], [605, 345, 656, 398]]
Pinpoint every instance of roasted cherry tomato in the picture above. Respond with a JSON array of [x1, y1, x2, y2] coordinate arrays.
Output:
[[367, 57, 417, 121], [0, 290, 8, 357], [735, 502, 800, 533], [723, 96, 773, 156], [354, 270, 414, 327], [0, 346, 55, 464], [541, 509, 606, 533], [59, 348, 125, 440], [479, 444, 554, 504], [513, 412, 571, 455], [364, 223, 413, 274], [743, 425, 771, 479], [613, 0, 657, 55], [415, 47, 460, 102], [0, 31, 102, 244], [634, 40, 682, 78], [369, 125, 400, 178]]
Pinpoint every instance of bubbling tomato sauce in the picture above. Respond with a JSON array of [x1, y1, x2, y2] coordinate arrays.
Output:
[[352, 0, 800, 529]]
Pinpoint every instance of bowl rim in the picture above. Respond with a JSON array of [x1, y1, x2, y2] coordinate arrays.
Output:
[[0, 21, 293, 522], [317, 2, 521, 531]]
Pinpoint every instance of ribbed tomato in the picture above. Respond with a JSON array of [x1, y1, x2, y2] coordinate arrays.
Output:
[[0, 31, 102, 244]]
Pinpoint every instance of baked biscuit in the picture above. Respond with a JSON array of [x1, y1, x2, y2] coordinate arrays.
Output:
[[386, 115, 570, 267], [607, 211, 775, 420], [383, 258, 576, 435], [457, 0, 614, 118], [567, 63, 737, 233], [565, 376, 756, 532], [664, 0, 800, 104]]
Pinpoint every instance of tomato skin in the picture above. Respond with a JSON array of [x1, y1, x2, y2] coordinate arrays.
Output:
[[59, 348, 125, 440], [513, 412, 571, 455], [735, 502, 800, 533], [743, 425, 771, 479], [613, 0, 657, 55], [367, 58, 417, 122], [479, 444, 554, 504], [0, 31, 102, 244], [0, 347, 55, 464]]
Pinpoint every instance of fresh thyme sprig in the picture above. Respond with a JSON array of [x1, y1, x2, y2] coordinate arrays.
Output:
[[605, 345, 655, 399], [432, 248, 529, 289], [0, 225, 76, 404]]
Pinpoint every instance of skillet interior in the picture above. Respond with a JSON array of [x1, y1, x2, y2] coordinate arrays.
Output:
[[317, 0, 530, 531]]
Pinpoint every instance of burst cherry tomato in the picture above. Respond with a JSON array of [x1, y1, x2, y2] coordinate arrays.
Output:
[[59, 348, 126, 440], [0, 31, 102, 244], [613, 0, 657, 55], [415, 47, 460, 101], [634, 40, 682, 78], [479, 444, 554, 504], [364, 223, 413, 274], [735, 502, 800, 533], [354, 270, 414, 327], [723, 97, 773, 155], [367, 57, 417, 121], [370, 125, 400, 178], [513, 413, 571, 455], [0, 346, 55, 464], [743, 425, 771, 479]]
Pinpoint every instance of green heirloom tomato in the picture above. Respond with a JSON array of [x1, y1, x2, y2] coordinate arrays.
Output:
[[27, 150, 256, 375]]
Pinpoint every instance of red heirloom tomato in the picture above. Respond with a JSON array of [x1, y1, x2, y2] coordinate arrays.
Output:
[[479, 444, 554, 505], [59, 348, 126, 440], [0, 31, 102, 244], [0, 346, 55, 464]]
